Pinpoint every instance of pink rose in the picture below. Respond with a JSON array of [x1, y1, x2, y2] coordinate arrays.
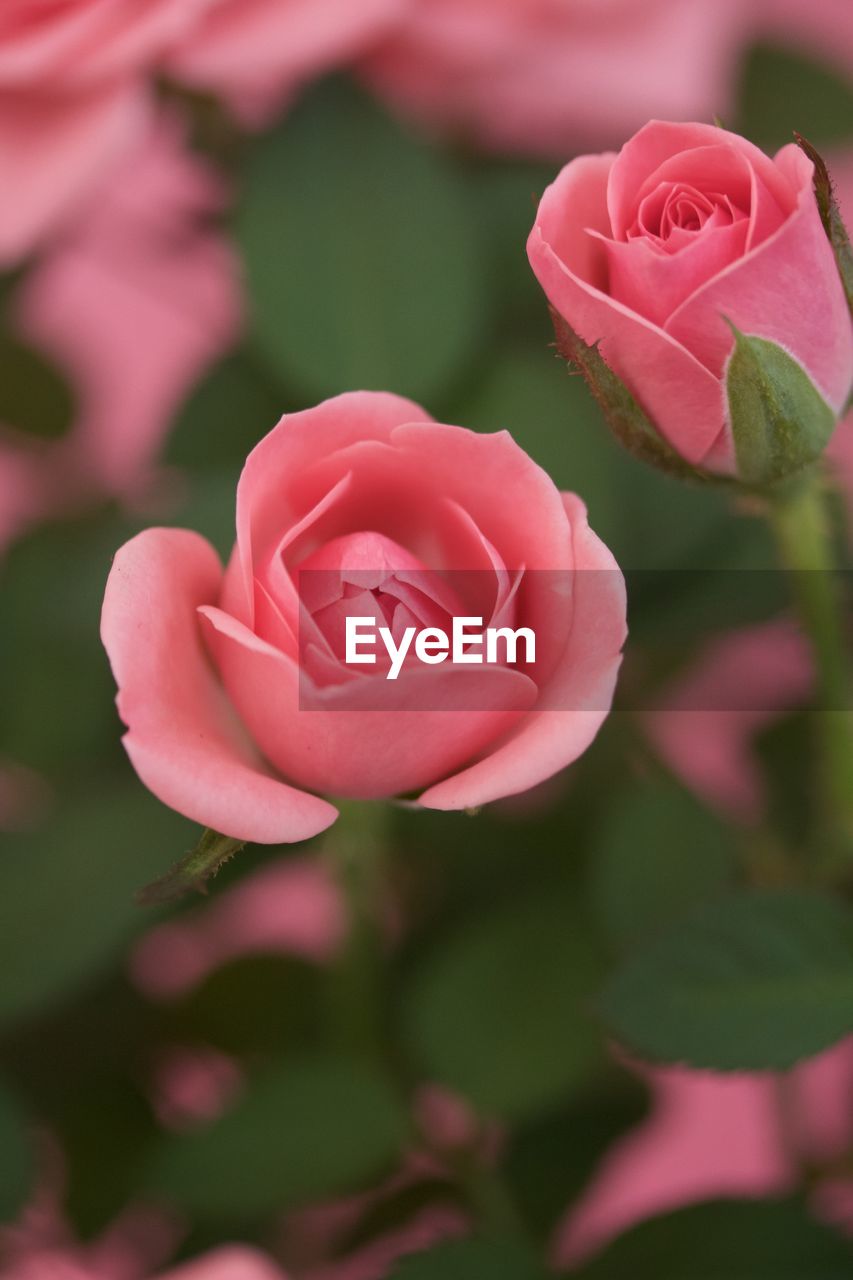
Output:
[[0, 116, 238, 551], [101, 392, 625, 843], [0, 0, 210, 261], [360, 0, 749, 157], [166, 0, 405, 128], [528, 121, 853, 473]]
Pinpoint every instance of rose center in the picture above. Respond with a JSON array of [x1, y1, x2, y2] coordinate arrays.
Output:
[[296, 530, 462, 670], [630, 181, 743, 253]]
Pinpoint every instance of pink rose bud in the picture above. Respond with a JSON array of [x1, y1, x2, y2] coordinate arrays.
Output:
[[528, 121, 853, 482], [101, 393, 625, 844]]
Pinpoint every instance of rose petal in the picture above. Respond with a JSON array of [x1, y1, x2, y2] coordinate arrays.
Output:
[[101, 527, 337, 843], [201, 605, 535, 801], [236, 392, 433, 625], [419, 494, 626, 810], [665, 144, 853, 413]]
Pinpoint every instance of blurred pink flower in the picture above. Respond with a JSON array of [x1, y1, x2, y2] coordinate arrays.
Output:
[[157, 1247, 286, 1280], [0, 759, 49, 831], [0, 114, 239, 554], [2, 1245, 286, 1280], [130, 857, 345, 1002], [1, 1185, 181, 1280], [0, 0, 211, 262], [361, 0, 750, 157], [558, 1039, 853, 1266], [644, 620, 814, 824], [750, 0, 853, 80], [149, 1045, 244, 1133], [166, 0, 405, 128]]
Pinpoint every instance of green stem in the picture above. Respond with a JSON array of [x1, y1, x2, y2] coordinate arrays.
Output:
[[767, 467, 853, 870], [323, 800, 392, 1058], [324, 804, 528, 1242]]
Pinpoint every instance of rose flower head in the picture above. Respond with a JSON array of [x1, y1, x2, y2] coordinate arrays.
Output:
[[101, 392, 626, 843], [528, 121, 853, 484]]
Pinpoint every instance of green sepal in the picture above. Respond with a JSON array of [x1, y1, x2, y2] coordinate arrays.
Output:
[[795, 132, 853, 318], [548, 307, 727, 487], [136, 827, 245, 906], [726, 324, 837, 486]]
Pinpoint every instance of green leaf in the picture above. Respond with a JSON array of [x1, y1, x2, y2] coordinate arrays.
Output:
[[238, 80, 485, 404], [597, 889, 853, 1071], [573, 1198, 853, 1279], [0, 331, 74, 440], [549, 308, 722, 486], [169, 468, 241, 563], [738, 44, 853, 151], [796, 135, 853, 319], [404, 891, 603, 1120], [164, 349, 282, 470], [755, 709, 817, 851], [169, 954, 327, 1055], [147, 1054, 408, 1218], [505, 1073, 650, 1240], [587, 781, 739, 954], [726, 327, 837, 485], [58, 1074, 160, 1238], [388, 1237, 550, 1280], [462, 157, 556, 329], [0, 976, 168, 1237], [0, 511, 136, 772], [0, 782, 196, 1029], [136, 827, 245, 906], [0, 1077, 34, 1221]]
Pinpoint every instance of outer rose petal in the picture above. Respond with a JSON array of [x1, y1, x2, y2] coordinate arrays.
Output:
[[157, 1245, 286, 1280], [200, 605, 533, 801], [528, 153, 728, 467], [101, 528, 337, 844], [419, 494, 626, 810], [0, 81, 145, 265]]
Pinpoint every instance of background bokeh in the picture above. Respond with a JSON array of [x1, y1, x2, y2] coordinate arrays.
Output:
[[1, 3, 853, 1277]]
